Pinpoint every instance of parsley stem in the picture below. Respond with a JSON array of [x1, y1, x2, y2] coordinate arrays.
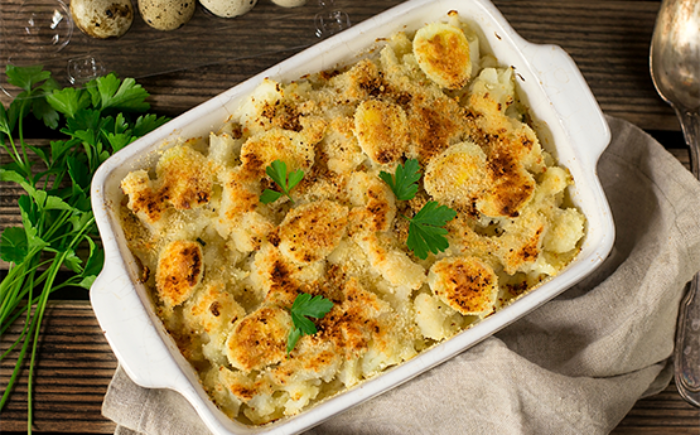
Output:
[[0, 215, 93, 424], [0, 250, 43, 323], [0, 310, 33, 409], [3, 135, 30, 177], [0, 258, 55, 329], [27, 257, 61, 435], [18, 108, 30, 170], [0, 262, 60, 338]]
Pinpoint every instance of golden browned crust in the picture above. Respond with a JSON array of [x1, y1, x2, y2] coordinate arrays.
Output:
[[120, 146, 213, 225], [278, 200, 349, 264], [353, 100, 409, 165], [407, 99, 466, 165], [119, 13, 587, 426], [156, 240, 204, 309], [226, 306, 292, 372], [428, 256, 498, 316], [413, 22, 472, 89], [317, 278, 390, 357]]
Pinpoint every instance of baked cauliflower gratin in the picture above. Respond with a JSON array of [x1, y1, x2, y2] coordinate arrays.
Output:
[[120, 11, 586, 426]]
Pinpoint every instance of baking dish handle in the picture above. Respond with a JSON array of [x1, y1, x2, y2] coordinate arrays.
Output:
[[518, 42, 611, 165], [90, 251, 190, 390]]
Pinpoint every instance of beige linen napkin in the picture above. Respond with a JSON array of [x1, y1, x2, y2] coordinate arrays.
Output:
[[102, 115, 700, 435]]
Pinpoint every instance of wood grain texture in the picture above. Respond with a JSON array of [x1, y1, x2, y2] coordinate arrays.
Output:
[[127, 0, 679, 130], [1, 303, 117, 433], [0, 0, 676, 128]]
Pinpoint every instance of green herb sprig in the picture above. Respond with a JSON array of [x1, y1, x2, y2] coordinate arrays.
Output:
[[0, 65, 168, 433], [260, 159, 304, 204], [405, 201, 458, 260], [379, 158, 421, 201], [287, 293, 333, 354], [380, 158, 457, 260]]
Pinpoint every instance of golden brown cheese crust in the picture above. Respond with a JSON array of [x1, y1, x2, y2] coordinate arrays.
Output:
[[317, 278, 392, 358], [481, 152, 536, 218], [413, 22, 472, 89], [353, 100, 409, 165], [239, 128, 316, 179], [428, 256, 498, 316], [119, 13, 587, 426], [226, 306, 292, 372], [121, 147, 213, 225], [347, 172, 396, 235], [278, 200, 348, 264], [407, 99, 466, 165], [156, 240, 204, 309]]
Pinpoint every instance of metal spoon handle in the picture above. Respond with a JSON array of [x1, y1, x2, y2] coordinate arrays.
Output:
[[677, 110, 700, 178], [674, 109, 700, 406]]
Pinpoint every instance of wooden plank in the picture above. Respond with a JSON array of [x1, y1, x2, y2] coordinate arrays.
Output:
[[122, 0, 676, 130], [0, 0, 675, 129], [612, 381, 700, 434], [0, 302, 118, 434]]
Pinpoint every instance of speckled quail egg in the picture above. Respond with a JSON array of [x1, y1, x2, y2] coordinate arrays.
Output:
[[271, 0, 305, 7], [70, 0, 134, 39], [199, 0, 256, 18], [138, 0, 195, 30]]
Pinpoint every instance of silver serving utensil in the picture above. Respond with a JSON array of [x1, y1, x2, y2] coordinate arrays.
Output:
[[650, 0, 700, 407]]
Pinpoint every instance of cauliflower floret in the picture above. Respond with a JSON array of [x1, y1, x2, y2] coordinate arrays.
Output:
[[353, 232, 426, 292], [278, 200, 348, 264], [208, 131, 243, 170], [424, 140, 489, 210], [234, 78, 284, 135], [543, 208, 585, 253], [414, 292, 463, 341], [347, 172, 397, 234], [226, 306, 292, 372], [468, 67, 516, 121]]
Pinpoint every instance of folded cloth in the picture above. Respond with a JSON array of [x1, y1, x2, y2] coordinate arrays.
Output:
[[102, 115, 700, 435]]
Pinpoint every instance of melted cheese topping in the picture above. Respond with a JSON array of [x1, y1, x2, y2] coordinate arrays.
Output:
[[413, 22, 472, 89], [120, 13, 586, 426]]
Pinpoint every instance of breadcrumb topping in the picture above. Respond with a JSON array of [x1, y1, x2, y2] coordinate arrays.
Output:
[[119, 12, 586, 426]]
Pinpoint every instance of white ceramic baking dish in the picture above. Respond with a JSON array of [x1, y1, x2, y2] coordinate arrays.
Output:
[[90, 0, 615, 433]]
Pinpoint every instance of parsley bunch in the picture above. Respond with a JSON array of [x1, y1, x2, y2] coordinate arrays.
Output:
[[0, 65, 168, 433], [380, 159, 457, 259]]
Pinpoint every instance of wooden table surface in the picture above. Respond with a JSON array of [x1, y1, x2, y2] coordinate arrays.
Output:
[[1, 0, 700, 433]]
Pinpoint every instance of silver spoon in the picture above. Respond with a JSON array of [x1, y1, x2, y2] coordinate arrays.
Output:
[[650, 0, 700, 407]]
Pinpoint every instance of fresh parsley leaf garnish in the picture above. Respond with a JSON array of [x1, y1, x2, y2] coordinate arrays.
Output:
[[379, 158, 421, 201], [379, 159, 457, 259], [406, 201, 457, 260], [287, 293, 334, 354], [260, 159, 304, 204]]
